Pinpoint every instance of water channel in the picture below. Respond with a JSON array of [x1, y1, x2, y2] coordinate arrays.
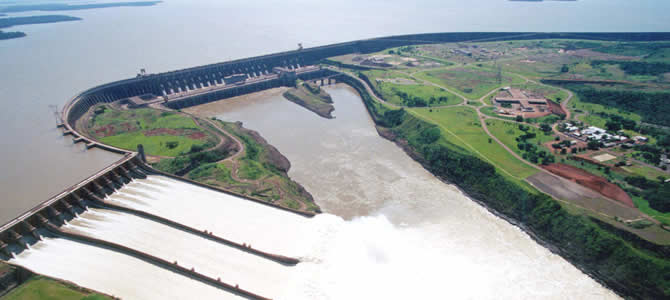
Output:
[[9, 86, 621, 299]]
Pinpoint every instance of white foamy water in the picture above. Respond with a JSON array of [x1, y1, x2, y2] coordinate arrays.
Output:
[[9, 86, 620, 299], [11, 235, 243, 300], [62, 207, 296, 298]]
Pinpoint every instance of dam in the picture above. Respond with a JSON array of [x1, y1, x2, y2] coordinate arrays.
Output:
[[5, 32, 670, 299]]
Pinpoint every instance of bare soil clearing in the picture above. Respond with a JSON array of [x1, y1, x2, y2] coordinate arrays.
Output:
[[542, 163, 634, 208]]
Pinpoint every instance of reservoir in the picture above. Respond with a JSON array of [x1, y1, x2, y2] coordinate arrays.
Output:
[[3, 0, 669, 298], [1, 0, 669, 223]]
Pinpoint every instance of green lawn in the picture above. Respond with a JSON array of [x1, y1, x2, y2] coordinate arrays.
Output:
[[415, 66, 523, 100], [411, 106, 538, 179], [89, 107, 216, 157], [486, 119, 556, 158], [1, 277, 110, 300], [100, 132, 206, 157], [632, 196, 670, 224], [621, 164, 669, 181], [375, 82, 461, 106]]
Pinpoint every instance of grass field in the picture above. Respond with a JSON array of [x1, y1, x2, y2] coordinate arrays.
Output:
[[411, 106, 538, 179], [376, 82, 461, 106], [415, 66, 522, 99], [570, 93, 642, 122], [89, 107, 216, 157], [632, 196, 670, 224], [486, 119, 556, 158], [622, 164, 669, 181], [1, 277, 109, 300]]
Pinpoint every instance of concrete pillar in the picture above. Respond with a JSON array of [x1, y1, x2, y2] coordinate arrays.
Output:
[[137, 144, 146, 163], [8, 230, 24, 249], [71, 194, 87, 210], [22, 222, 39, 240], [0, 240, 10, 257], [60, 200, 76, 215], [92, 181, 106, 195], [35, 213, 49, 226], [47, 206, 61, 219]]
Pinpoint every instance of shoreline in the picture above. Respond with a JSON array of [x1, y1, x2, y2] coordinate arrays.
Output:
[[375, 126, 627, 299]]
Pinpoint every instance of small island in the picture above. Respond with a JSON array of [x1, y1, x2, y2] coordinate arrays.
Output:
[[0, 15, 83, 40], [0, 1, 161, 41], [282, 81, 335, 119]]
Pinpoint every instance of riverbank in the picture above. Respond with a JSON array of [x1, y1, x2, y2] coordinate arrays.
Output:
[[282, 82, 335, 119], [70, 100, 319, 214], [338, 72, 669, 299], [0, 264, 114, 300]]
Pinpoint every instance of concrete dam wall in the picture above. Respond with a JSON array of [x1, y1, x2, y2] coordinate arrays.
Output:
[[0, 152, 305, 299]]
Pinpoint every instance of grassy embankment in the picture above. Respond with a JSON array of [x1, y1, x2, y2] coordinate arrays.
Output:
[[1, 276, 110, 300], [88, 106, 217, 157], [155, 120, 319, 212], [361, 69, 461, 107], [88, 105, 318, 212], [410, 107, 539, 180], [282, 81, 334, 118], [337, 71, 670, 299]]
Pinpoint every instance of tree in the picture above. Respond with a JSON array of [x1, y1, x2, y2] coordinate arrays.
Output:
[[561, 148, 567, 155], [419, 127, 441, 144], [605, 120, 622, 131], [540, 124, 552, 133], [516, 115, 524, 122], [587, 140, 601, 150], [647, 184, 670, 212], [571, 147, 578, 154], [561, 64, 570, 73]]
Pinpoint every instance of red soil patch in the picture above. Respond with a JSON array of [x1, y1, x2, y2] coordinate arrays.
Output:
[[522, 111, 552, 118], [547, 100, 566, 116], [542, 163, 634, 208], [144, 128, 206, 140], [94, 124, 115, 137], [93, 122, 137, 137], [188, 132, 207, 139], [144, 128, 184, 136]]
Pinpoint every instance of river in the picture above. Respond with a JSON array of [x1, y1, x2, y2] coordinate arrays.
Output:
[[9, 86, 621, 299], [1, 0, 669, 223], [2, 0, 668, 298]]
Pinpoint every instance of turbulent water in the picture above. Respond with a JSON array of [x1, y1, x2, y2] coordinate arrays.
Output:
[[4, 0, 667, 298], [9, 86, 618, 299], [1, 0, 670, 223]]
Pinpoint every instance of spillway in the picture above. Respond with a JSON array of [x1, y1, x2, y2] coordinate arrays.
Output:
[[7, 85, 622, 299], [106, 176, 311, 256], [11, 234, 244, 299], [9, 171, 620, 299], [9, 174, 310, 300]]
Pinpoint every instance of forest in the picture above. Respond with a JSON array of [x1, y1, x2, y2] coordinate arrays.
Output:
[[553, 83, 670, 127], [591, 60, 670, 76]]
